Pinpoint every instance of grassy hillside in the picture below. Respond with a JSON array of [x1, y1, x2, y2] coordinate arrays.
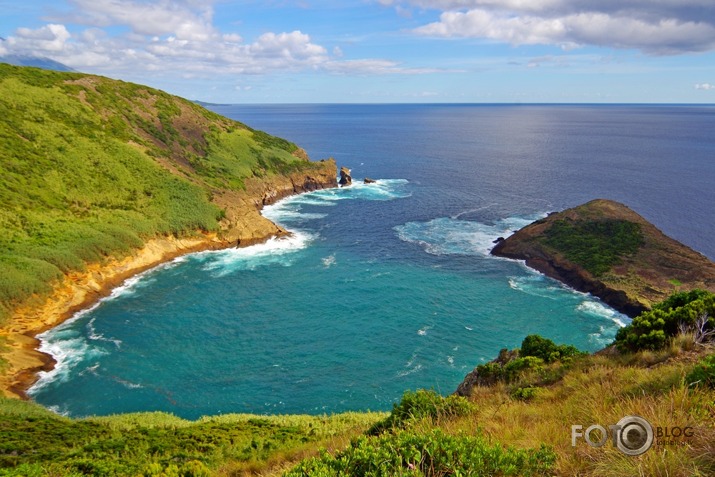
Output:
[[2, 326, 713, 476], [0, 64, 327, 323], [0, 398, 385, 476], [0, 294, 713, 476], [492, 199, 715, 315]]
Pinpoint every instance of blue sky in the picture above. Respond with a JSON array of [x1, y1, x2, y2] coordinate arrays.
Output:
[[1, 0, 715, 103]]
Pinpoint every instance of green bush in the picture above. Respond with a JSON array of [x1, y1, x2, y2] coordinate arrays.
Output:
[[511, 387, 539, 401], [543, 219, 644, 276], [686, 353, 715, 389], [520, 334, 583, 363], [615, 290, 715, 352], [285, 429, 556, 477], [368, 390, 473, 435]]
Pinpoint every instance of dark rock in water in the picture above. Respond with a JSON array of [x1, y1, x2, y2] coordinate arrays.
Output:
[[364, 177, 376, 184], [339, 166, 352, 186], [493, 237, 505, 244]]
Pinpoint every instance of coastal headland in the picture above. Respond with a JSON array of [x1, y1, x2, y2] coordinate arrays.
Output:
[[0, 64, 338, 398], [491, 199, 715, 316]]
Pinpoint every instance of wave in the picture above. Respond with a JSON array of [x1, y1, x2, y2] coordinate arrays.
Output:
[[30, 324, 108, 395], [200, 230, 315, 277], [337, 179, 412, 201], [262, 179, 410, 223], [397, 353, 424, 377], [577, 301, 630, 328], [87, 317, 122, 349], [394, 214, 541, 257], [322, 254, 337, 268], [507, 275, 568, 300], [577, 301, 631, 347]]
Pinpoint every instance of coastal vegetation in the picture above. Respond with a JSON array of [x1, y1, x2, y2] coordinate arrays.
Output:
[[615, 289, 715, 351], [1, 316, 714, 476], [0, 398, 384, 476], [0, 64, 329, 324], [542, 219, 644, 276], [492, 199, 715, 315]]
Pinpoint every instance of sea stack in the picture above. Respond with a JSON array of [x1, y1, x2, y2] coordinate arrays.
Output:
[[339, 166, 352, 186]]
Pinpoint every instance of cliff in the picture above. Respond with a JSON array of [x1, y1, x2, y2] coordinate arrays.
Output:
[[0, 64, 337, 397], [492, 199, 715, 316]]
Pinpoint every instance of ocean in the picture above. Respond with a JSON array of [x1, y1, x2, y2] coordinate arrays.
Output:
[[29, 104, 715, 419]]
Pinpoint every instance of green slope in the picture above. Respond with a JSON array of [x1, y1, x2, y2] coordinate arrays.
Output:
[[0, 64, 321, 322], [2, 323, 713, 476]]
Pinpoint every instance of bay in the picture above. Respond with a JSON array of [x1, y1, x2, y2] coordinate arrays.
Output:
[[30, 104, 715, 418]]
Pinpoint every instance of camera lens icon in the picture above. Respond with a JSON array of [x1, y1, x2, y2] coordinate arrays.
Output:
[[615, 416, 653, 456]]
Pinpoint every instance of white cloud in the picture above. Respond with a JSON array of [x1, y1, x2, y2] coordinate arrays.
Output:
[[383, 0, 715, 54], [1, 0, 447, 78], [695, 83, 714, 90], [10, 24, 72, 52], [61, 0, 216, 40]]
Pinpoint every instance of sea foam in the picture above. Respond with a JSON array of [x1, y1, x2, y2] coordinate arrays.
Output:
[[394, 214, 540, 257], [31, 321, 108, 394], [200, 230, 315, 277]]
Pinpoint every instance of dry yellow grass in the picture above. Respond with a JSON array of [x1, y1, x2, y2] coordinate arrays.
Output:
[[442, 343, 715, 477]]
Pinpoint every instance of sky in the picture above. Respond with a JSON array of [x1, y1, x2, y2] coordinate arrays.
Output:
[[1, 0, 715, 103]]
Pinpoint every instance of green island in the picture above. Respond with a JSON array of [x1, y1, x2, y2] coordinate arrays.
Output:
[[1, 65, 714, 476], [492, 199, 715, 316]]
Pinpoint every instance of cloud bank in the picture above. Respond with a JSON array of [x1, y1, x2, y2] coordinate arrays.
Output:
[[1, 0, 427, 77], [382, 0, 715, 54]]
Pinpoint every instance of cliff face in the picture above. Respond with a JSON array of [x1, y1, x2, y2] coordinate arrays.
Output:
[[492, 199, 715, 316], [215, 159, 338, 245]]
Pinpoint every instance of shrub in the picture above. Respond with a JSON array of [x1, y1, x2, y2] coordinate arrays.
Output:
[[520, 334, 583, 363], [615, 290, 715, 352], [686, 353, 715, 389], [542, 219, 644, 276], [368, 390, 473, 435], [285, 429, 556, 477], [511, 386, 539, 401]]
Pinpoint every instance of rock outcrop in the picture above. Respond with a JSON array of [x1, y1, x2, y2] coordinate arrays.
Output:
[[491, 199, 715, 316], [208, 159, 337, 247], [455, 348, 519, 396], [339, 166, 352, 186], [364, 177, 376, 184]]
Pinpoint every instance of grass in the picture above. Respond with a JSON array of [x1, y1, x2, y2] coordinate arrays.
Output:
[[0, 64, 324, 323], [0, 338, 713, 476], [0, 398, 385, 476], [449, 344, 715, 477]]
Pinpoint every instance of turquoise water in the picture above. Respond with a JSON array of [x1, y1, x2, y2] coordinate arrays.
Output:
[[30, 104, 715, 419]]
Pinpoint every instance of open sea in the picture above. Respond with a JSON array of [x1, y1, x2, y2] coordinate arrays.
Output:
[[30, 104, 715, 419]]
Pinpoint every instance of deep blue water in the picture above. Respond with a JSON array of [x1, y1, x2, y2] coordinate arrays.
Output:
[[30, 104, 715, 419]]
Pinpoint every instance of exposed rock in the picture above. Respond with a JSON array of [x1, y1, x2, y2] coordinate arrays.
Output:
[[455, 348, 520, 397], [364, 177, 376, 184], [213, 158, 338, 247], [339, 166, 352, 186], [491, 199, 715, 316], [493, 237, 504, 244]]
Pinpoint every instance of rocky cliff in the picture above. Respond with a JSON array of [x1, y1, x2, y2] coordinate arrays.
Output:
[[491, 199, 715, 316]]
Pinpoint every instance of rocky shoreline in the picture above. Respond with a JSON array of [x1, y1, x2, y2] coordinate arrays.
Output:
[[491, 199, 715, 317], [0, 161, 338, 399]]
